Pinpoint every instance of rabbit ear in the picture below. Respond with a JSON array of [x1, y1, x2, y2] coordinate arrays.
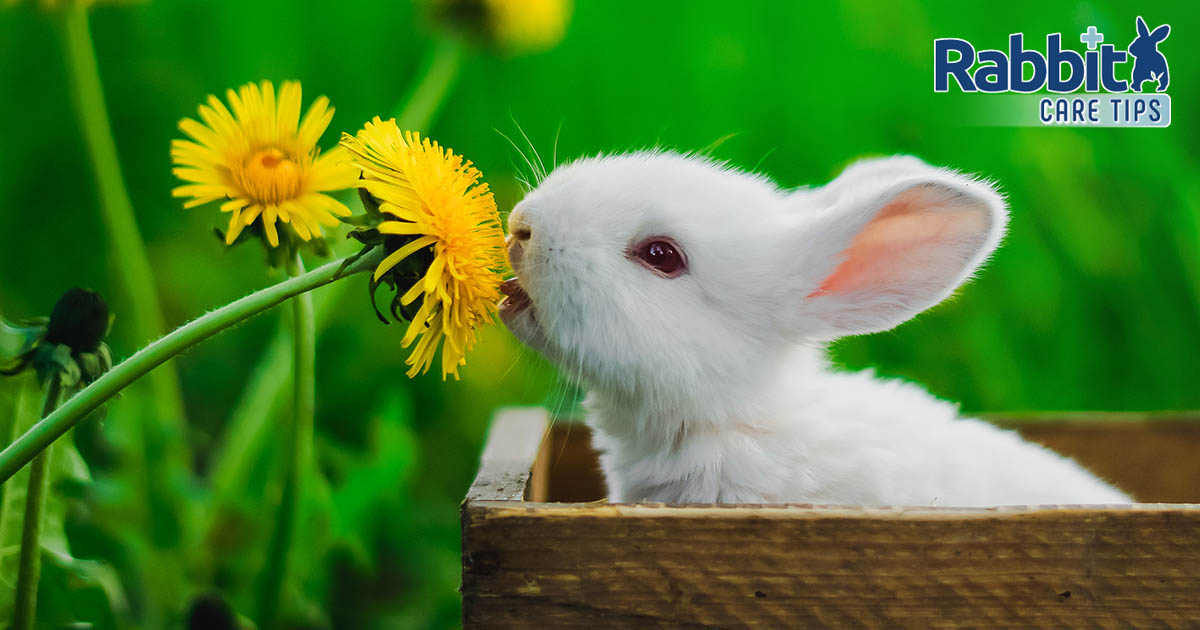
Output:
[[791, 157, 1007, 339], [1137, 16, 1150, 38], [1150, 23, 1170, 41]]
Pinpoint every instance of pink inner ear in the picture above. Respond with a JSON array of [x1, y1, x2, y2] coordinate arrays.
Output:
[[809, 187, 988, 297]]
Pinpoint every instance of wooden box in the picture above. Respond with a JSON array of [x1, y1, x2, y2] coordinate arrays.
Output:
[[462, 409, 1200, 628]]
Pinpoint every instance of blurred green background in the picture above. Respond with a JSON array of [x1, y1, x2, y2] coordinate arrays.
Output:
[[0, 0, 1197, 628]]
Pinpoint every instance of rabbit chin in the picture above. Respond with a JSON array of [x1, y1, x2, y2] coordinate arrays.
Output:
[[500, 297, 607, 389]]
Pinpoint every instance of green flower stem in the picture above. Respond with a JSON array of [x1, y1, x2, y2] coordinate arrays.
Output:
[[255, 255, 316, 629], [0, 251, 382, 485], [205, 35, 466, 517], [61, 3, 186, 425], [393, 36, 465, 129], [11, 373, 65, 630]]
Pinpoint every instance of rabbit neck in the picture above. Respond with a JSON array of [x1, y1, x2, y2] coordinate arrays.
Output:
[[583, 344, 830, 454], [581, 344, 836, 502]]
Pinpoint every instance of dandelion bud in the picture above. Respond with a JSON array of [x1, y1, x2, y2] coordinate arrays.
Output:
[[45, 287, 110, 353]]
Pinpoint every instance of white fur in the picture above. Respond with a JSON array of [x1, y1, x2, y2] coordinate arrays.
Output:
[[502, 151, 1129, 506]]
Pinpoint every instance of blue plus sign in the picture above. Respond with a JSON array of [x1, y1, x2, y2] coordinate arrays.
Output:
[[1080, 26, 1104, 50]]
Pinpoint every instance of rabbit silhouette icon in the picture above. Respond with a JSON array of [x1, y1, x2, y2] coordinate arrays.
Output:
[[1129, 16, 1170, 92]]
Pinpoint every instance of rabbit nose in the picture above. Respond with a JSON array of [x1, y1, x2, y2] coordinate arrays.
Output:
[[506, 231, 526, 270], [507, 211, 532, 269]]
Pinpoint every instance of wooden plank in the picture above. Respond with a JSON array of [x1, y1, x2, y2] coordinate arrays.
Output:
[[990, 413, 1200, 503], [463, 503, 1200, 628], [465, 407, 549, 502]]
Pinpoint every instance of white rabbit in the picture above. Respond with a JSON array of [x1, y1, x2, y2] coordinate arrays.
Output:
[[499, 151, 1130, 506]]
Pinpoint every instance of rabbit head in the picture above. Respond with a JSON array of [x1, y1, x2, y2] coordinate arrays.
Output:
[[1129, 16, 1170, 58], [501, 152, 1007, 420]]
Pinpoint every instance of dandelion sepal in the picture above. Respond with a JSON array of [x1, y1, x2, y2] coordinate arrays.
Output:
[[374, 236, 439, 283], [0, 319, 48, 376]]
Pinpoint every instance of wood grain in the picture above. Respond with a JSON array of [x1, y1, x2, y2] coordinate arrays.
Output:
[[464, 502, 1200, 628], [465, 407, 547, 502], [463, 409, 1200, 628]]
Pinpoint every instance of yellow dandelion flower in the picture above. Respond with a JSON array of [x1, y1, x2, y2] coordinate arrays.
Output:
[[340, 118, 506, 379], [483, 0, 570, 52], [171, 80, 356, 248], [432, 0, 570, 53]]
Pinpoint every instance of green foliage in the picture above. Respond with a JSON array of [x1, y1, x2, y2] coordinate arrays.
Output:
[[0, 374, 127, 628], [0, 0, 1196, 628]]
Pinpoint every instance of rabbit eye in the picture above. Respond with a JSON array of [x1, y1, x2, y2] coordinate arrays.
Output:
[[632, 238, 687, 277]]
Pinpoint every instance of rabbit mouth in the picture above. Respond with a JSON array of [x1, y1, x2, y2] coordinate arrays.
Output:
[[499, 277, 533, 317], [499, 277, 548, 352]]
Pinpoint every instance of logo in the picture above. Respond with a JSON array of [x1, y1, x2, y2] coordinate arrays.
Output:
[[934, 17, 1171, 127]]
